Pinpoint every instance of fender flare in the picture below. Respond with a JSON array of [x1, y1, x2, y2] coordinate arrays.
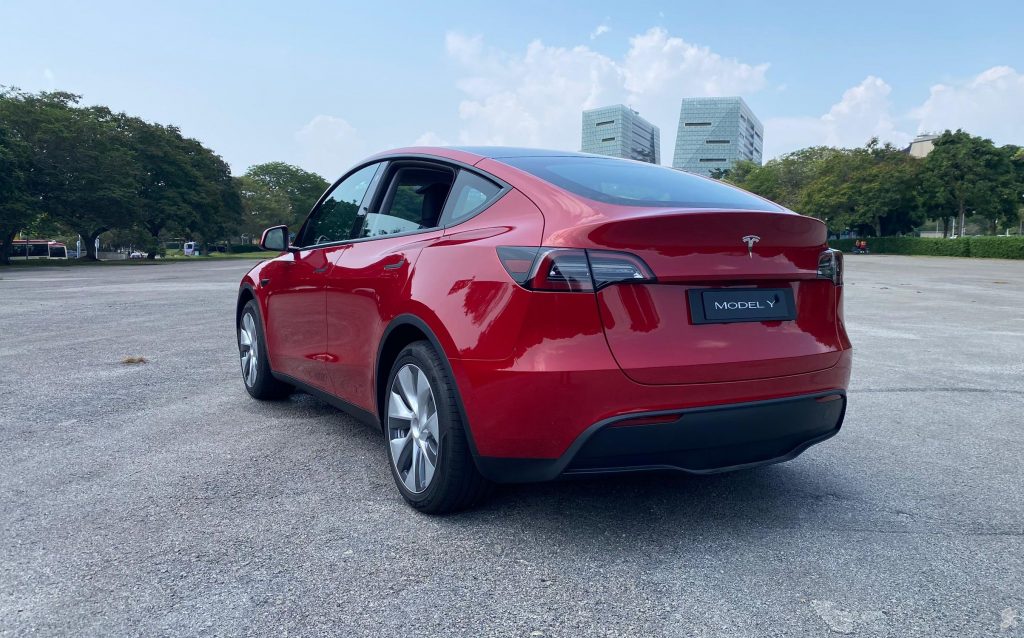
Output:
[[376, 313, 483, 461]]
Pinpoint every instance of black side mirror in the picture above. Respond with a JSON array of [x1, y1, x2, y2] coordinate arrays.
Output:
[[260, 225, 289, 252]]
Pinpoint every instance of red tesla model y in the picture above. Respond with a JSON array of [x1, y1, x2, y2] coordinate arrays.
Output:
[[236, 147, 852, 513]]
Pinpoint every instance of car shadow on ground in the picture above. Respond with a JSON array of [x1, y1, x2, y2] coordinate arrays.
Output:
[[479, 463, 859, 539], [282, 390, 862, 542]]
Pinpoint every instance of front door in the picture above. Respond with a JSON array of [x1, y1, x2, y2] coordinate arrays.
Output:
[[261, 247, 332, 388], [325, 162, 455, 411], [264, 162, 382, 390]]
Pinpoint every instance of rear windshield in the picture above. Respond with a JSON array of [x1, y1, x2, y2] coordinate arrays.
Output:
[[501, 156, 783, 211]]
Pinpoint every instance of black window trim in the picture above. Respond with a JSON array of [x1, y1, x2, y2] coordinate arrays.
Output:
[[295, 154, 512, 250]]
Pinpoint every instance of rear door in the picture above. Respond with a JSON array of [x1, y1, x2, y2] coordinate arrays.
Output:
[[263, 163, 380, 390]]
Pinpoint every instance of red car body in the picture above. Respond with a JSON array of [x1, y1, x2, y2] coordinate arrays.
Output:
[[238, 147, 851, 484]]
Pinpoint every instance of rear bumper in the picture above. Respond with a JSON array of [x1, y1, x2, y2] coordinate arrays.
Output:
[[475, 390, 846, 483]]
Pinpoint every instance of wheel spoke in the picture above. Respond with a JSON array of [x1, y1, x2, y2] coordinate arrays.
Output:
[[423, 412, 439, 442], [247, 355, 257, 386], [415, 369, 431, 418], [388, 391, 414, 420], [420, 441, 436, 487], [390, 430, 412, 469], [244, 314, 256, 338], [406, 443, 421, 492], [397, 366, 417, 412], [239, 329, 251, 348]]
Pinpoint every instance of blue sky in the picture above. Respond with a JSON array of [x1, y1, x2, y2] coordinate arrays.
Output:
[[2, 0, 1022, 178]]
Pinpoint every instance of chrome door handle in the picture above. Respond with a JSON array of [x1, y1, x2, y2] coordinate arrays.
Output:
[[383, 258, 406, 270], [313, 264, 330, 274]]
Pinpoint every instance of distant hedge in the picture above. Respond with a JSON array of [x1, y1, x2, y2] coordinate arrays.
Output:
[[228, 244, 263, 254], [829, 236, 1024, 259]]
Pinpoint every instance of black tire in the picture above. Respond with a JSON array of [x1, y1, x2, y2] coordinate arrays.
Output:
[[238, 299, 292, 400], [384, 341, 490, 513]]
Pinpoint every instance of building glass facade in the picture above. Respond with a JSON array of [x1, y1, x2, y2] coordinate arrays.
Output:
[[581, 105, 660, 164], [672, 97, 763, 176]]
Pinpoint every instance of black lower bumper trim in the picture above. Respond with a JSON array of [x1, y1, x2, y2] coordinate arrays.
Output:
[[475, 391, 846, 483]]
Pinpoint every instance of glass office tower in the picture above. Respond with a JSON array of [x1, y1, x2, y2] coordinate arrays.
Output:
[[581, 105, 661, 164], [672, 97, 763, 176]]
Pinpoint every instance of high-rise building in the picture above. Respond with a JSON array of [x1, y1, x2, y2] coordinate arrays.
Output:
[[672, 97, 763, 176], [581, 105, 661, 164]]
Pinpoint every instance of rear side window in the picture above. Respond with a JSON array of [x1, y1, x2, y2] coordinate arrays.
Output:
[[440, 170, 503, 226], [501, 156, 782, 211], [359, 166, 454, 238]]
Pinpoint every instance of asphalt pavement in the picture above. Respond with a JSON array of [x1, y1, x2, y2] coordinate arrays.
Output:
[[1, 255, 1022, 637]]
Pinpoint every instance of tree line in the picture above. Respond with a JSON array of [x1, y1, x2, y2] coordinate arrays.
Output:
[[714, 132, 1024, 237], [5, 89, 1023, 265], [0, 89, 327, 264]]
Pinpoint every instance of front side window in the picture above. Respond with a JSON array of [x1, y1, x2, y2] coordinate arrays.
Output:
[[359, 166, 453, 238], [440, 170, 503, 226], [300, 163, 380, 246]]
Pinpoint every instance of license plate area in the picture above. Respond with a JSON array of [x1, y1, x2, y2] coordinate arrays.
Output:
[[687, 287, 796, 325]]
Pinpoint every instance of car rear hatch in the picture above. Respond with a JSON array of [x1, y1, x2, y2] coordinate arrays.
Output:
[[559, 209, 844, 385]]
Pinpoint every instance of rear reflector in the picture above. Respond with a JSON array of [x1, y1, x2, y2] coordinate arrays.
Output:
[[609, 413, 682, 428], [497, 247, 656, 292]]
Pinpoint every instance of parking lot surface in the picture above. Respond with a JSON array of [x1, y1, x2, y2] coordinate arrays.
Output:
[[1, 255, 1022, 637]]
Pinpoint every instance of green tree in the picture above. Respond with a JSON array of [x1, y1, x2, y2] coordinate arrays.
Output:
[[722, 147, 844, 213], [239, 162, 328, 237], [922, 130, 1017, 237], [0, 107, 34, 264], [0, 90, 140, 260], [237, 175, 291, 240], [122, 117, 204, 258], [182, 137, 244, 251]]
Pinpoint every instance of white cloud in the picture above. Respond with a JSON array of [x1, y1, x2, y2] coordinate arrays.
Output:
[[764, 67, 1024, 160], [621, 28, 768, 100], [912, 66, 1024, 143], [764, 76, 910, 159], [294, 115, 365, 178], [444, 28, 769, 160], [590, 24, 610, 40], [620, 28, 769, 151], [443, 30, 1022, 165], [413, 131, 450, 146]]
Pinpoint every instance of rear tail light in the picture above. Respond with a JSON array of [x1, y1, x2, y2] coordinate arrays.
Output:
[[497, 247, 656, 292], [817, 249, 843, 285]]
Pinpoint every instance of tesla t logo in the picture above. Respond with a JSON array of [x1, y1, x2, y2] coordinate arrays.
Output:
[[742, 235, 760, 257]]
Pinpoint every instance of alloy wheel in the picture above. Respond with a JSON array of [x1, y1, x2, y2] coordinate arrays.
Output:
[[239, 312, 259, 387], [388, 363, 440, 494]]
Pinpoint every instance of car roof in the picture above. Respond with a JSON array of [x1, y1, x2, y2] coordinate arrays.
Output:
[[449, 147, 598, 159], [365, 146, 606, 165]]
